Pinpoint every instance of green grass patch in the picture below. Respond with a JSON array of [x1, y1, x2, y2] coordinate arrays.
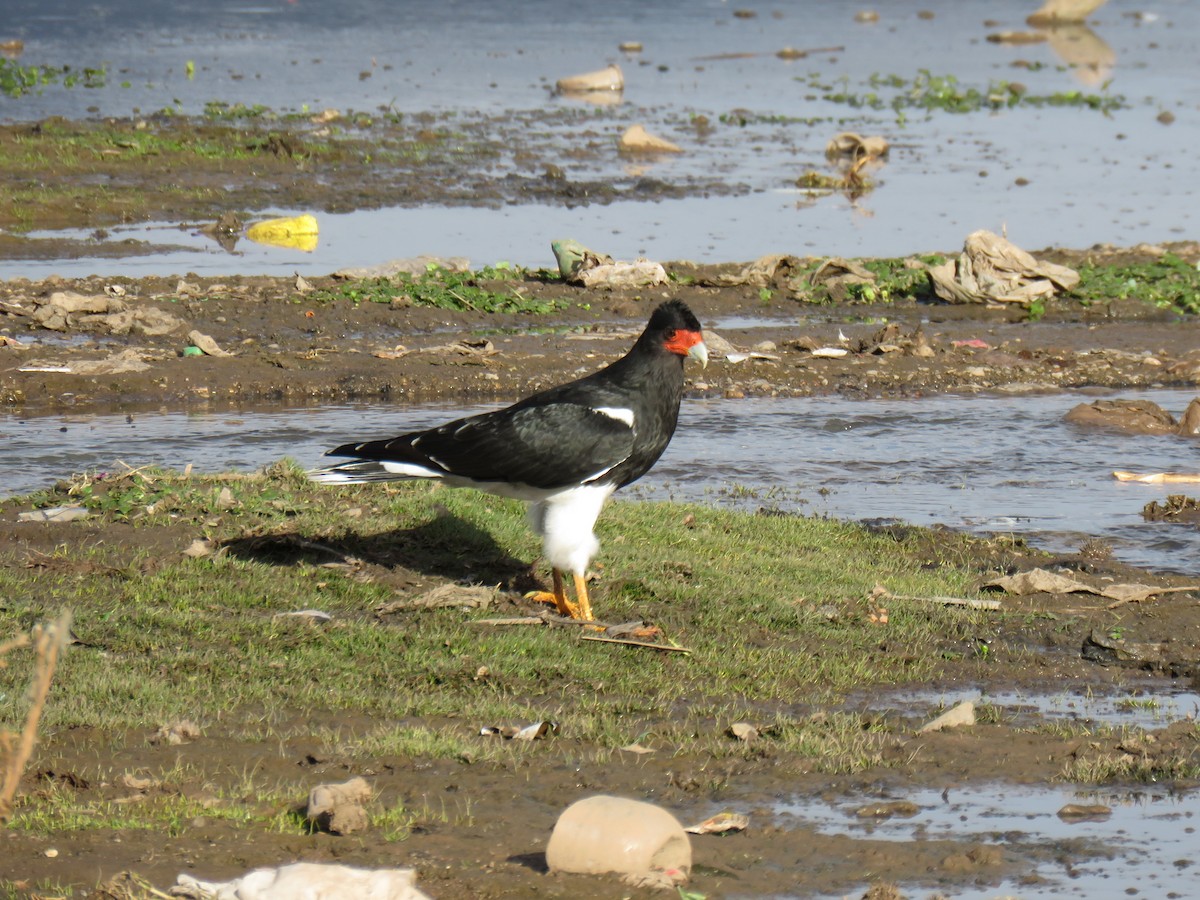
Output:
[[4, 463, 1003, 741], [1069, 252, 1200, 314], [809, 69, 1125, 122], [0, 58, 106, 98], [311, 264, 565, 314]]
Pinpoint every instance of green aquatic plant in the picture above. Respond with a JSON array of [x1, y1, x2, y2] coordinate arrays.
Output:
[[0, 59, 106, 98]]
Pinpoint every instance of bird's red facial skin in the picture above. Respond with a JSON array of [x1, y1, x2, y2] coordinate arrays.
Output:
[[663, 328, 704, 357]]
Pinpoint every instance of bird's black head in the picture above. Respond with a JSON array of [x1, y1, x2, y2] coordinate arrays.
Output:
[[645, 300, 707, 365]]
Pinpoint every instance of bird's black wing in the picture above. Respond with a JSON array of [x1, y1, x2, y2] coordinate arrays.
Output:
[[327, 401, 636, 490]]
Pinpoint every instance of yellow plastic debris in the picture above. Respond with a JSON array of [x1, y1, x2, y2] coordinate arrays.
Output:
[[246, 214, 319, 252]]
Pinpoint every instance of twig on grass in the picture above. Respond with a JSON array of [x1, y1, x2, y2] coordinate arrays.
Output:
[[0, 610, 73, 824], [580, 635, 692, 654]]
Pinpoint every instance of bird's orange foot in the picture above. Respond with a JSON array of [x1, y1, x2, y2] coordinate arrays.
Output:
[[525, 590, 580, 619]]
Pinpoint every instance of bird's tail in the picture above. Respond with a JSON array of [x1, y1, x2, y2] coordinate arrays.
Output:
[[308, 460, 406, 484]]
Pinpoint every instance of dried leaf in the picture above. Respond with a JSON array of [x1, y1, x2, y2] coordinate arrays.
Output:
[[686, 811, 750, 834]]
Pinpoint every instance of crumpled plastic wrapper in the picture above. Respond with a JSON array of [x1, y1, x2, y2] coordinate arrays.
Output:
[[927, 230, 1080, 305], [171, 862, 430, 900], [550, 239, 667, 287]]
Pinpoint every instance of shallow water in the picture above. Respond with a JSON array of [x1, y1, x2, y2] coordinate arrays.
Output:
[[863, 682, 1200, 730], [3, 0, 1200, 277], [3, 388, 1197, 574], [781, 783, 1200, 899]]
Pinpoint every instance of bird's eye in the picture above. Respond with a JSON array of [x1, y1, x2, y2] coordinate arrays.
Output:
[[664, 329, 676, 340]]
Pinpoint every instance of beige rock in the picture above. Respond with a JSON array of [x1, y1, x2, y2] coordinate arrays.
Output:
[[307, 776, 371, 835], [619, 124, 683, 154], [1027, 0, 1108, 25], [556, 64, 624, 93], [918, 700, 976, 733], [546, 795, 691, 879]]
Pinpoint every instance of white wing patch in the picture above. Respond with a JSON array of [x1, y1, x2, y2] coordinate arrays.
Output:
[[593, 406, 635, 428]]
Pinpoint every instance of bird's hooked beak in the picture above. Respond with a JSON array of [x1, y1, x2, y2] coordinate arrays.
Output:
[[666, 328, 708, 368]]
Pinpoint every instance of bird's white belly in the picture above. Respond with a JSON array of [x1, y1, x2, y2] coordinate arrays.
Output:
[[527, 483, 617, 575]]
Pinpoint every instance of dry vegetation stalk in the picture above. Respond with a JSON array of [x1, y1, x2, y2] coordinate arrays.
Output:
[[0, 609, 73, 823]]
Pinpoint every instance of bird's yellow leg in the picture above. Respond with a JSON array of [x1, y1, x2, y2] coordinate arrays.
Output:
[[572, 572, 594, 623], [526, 569, 579, 618]]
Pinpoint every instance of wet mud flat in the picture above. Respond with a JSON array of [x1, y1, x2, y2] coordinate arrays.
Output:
[[1, 247, 1198, 412]]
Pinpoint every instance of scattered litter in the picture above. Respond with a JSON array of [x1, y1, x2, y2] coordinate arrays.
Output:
[[182, 539, 214, 558], [119, 773, 159, 792], [274, 609, 333, 623], [986, 30, 1048, 44], [1057, 803, 1112, 821], [306, 776, 371, 835], [619, 41, 643, 53], [377, 584, 497, 613], [245, 214, 319, 252], [724, 352, 779, 363], [887, 593, 1002, 611], [546, 795, 691, 882], [580, 259, 669, 288], [918, 700, 976, 733], [549, 238, 667, 287], [811, 347, 849, 358], [0, 334, 26, 348], [333, 256, 470, 279], [18, 505, 90, 523], [604, 621, 664, 641], [151, 719, 202, 746], [619, 123, 683, 154], [171, 863, 430, 900], [17, 364, 73, 374], [825, 132, 889, 161], [927, 230, 1080, 305], [984, 568, 1198, 609], [728, 722, 759, 743], [480, 720, 559, 741], [551, 238, 612, 279], [1114, 471, 1200, 484], [952, 338, 991, 350], [809, 257, 876, 300], [187, 329, 232, 357], [854, 800, 919, 819], [701, 330, 739, 359], [294, 273, 316, 293], [556, 63, 624, 94], [686, 811, 750, 834], [1027, 0, 1108, 26], [620, 742, 656, 755], [716, 253, 801, 287], [776, 44, 845, 59], [29, 291, 184, 336]]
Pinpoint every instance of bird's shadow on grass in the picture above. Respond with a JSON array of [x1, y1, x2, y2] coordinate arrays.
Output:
[[218, 514, 541, 593]]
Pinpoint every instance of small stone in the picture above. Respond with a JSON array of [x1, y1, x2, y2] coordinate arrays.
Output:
[[919, 700, 976, 733]]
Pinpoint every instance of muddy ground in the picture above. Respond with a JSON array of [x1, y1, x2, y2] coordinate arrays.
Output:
[[2, 245, 1199, 413]]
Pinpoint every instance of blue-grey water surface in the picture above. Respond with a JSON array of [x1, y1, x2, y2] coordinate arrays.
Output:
[[3, 388, 1197, 574]]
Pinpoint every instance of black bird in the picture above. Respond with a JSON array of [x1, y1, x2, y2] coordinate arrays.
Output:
[[309, 300, 707, 620]]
